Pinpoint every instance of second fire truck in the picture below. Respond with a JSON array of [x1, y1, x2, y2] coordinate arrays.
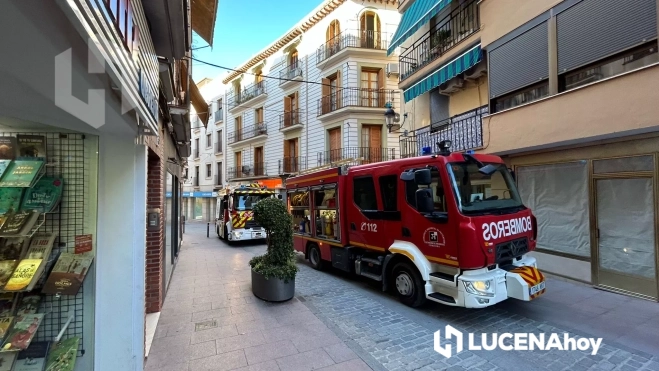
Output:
[[216, 183, 275, 243], [286, 141, 546, 309]]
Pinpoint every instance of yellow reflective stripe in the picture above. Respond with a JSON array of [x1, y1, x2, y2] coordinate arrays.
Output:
[[389, 248, 415, 262], [425, 255, 460, 267]]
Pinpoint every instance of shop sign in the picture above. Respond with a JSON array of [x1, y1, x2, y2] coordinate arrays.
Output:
[[181, 192, 218, 198]]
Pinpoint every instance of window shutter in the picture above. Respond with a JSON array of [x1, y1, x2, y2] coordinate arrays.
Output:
[[322, 78, 330, 114], [336, 70, 343, 108], [284, 96, 292, 126], [378, 69, 385, 107]]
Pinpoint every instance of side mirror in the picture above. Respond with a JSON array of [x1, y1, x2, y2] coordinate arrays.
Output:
[[414, 169, 432, 185], [400, 170, 415, 182]]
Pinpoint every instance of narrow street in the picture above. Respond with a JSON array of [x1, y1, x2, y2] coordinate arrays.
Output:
[[146, 222, 659, 371]]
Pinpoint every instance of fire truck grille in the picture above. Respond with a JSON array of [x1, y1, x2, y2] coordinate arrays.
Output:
[[245, 220, 260, 229], [495, 237, 529, 263]]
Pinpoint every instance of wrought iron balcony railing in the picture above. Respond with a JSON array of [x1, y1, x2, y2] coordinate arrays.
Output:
[[227, 81, 267, 108], [399, 0, 479, 81], [228, 123, 268, 144], [280, 109, 303, 129], [317, 88, 396, 116], [279, 62, 303, 85], [317, 147, 396, 166], [227, 162, 268, 180], [399, 105, 487, 158], [278, 156, 310, 174], [317, 30, 389, 65]]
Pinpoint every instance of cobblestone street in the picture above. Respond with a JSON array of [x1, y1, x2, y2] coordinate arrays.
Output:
[[147, 222, 659, 371]]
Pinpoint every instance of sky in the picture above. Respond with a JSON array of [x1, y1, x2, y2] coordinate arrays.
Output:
[[190, 0, 321, 83]]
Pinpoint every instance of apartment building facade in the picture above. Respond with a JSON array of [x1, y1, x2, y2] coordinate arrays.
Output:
[[478, 0, 659, 301], [393, 0, 659, 301], [184, 78, 226, 222], [222, 0, 402, 191]]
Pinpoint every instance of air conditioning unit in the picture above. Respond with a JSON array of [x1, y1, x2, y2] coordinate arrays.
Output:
[[439, 77, 465, 95], [464, 62, 487, 81], [386, 63, 399, 77], [241, 165, 251, 174]]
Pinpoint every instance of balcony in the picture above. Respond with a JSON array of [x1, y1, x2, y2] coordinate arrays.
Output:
[[279, 62, 304, 89], [399, 105, 487, 158], [399, 0, 479, 82], [278, 156, 311, 175], [227, 81, 267, 113], [227, 162, 269, 180], [214, 108, 223, 123], [316, 30, 389, 70], [317, 147, 396, 167], [279, 109, 303, 132], [317, 88, 396, 121], [215, 140, 222, 154], [228, 123, 268, 146]]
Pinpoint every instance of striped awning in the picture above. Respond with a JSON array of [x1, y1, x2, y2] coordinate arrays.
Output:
[[404, 44, 482, 102], [387, 0, 452, 56]]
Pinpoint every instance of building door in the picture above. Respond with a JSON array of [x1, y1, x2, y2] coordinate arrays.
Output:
[[361, 125, 382, 163], [328, 127, 341, 163], [360, 11, 381, 48], [594, 175, 657, 298], [284, 138, 299, 173], [254, 146, 264, 176]]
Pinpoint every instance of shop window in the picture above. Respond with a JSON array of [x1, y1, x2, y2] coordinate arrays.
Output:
[[313, 185, 339, 240], [561, 42, 658, 92], [353, 177, 377, 210], [405, 169, 446, 212], [379, 175, 397, 212], [289, 189, 311, 234]]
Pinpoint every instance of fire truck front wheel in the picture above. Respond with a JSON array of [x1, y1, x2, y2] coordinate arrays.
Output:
[[392, 262, 426, 308], [307, 244, 325, 270]]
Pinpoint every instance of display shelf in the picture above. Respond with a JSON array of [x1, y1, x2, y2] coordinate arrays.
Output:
[[0, 213, 45, 238]]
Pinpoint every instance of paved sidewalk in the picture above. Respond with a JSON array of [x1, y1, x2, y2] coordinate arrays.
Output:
[[145, 222, 376, 371]]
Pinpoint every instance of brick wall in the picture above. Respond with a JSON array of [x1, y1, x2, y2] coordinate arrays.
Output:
[[145, 141, 165, 313]]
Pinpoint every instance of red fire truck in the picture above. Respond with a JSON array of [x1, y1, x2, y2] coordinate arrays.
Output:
[[286, 141, 545, 308], [216, 183, 275, 243]]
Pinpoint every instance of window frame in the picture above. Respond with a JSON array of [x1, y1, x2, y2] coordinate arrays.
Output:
[[378, 175, 398, 212], [206, 133, 212, 148], [206, 163, 212, 178], [352, 176, 378, 211]]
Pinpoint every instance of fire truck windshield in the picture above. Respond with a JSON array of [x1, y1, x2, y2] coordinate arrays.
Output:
[[232, 193, 271, 211], [447, 162, 524, 215]]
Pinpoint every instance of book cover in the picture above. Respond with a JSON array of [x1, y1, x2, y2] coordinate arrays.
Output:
[[20, 179, 63, 214], [0, 317, 13, 342], [15, 295, 40, 317], [0, 161, 11, 183], [0, 349, 17, 371], [44, 337, 78, 371], [0, 294, 14, 318], [1, 314, 43, 351], [41, 254, 92, 296], [3, 260, 42, 292], [0, 138, 16, 161], [0, 211, 39, 236], [0, 188, 24, 215], [16, 136, 46, 162], [0, 238, 29, 261], [25, 234, 55, 261], [0, 261, 18, 288], [13, 341, 50, 371], [0, 161, 44, 188]]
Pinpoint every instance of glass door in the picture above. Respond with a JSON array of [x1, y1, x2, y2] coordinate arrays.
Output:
[[595, 176, 657, 298]]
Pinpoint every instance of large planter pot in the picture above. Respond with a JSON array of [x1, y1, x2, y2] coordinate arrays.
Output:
[[251, 269, 295, 302]]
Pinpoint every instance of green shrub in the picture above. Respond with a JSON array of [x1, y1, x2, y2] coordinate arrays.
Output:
[[249, 197, 298, 282]]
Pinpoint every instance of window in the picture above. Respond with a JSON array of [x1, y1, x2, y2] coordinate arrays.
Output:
[[206, 133, 212, 148], [328, 127, 341, 162], [561, 42, 658, 92], [360, 68, 384, 107], [353, 177, 377, 210], [360, 11, 381, 48], [326, 20, 341, 43], [290, 50, 299, 69], [493, 82, 549, 113], [235, 116, 243, 141], [361, 125, 383, 163], [234, 151, 242, 178], [216, 162, 222, 185], [405, 169, 447, 212], [206, 163, 212, 178], [254, 146, 264, 176], [255, 71, 263, 85], [255, 108, 264, 124], [284, 138, 299, 172], [194, 138, 199, 157], [283, 92, 299, 127], [216, 130, 222, 153], [379, 175, 397, 211]]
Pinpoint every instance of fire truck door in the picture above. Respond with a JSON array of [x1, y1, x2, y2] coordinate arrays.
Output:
[[348, 173, 389, 251]]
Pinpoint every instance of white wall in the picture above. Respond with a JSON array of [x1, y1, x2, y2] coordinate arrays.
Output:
[[95, 134, 147, 371], [224, 0, 402, 180]]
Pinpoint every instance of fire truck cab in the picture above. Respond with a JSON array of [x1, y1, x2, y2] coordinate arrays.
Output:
[[286, 141, 546, 308], [216, 183, 274, 243]]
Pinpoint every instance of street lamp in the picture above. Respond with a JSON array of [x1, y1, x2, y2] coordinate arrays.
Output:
[[384, 102, 396, 133]]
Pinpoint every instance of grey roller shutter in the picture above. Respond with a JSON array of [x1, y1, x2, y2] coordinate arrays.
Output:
[[557, 0, 657, 73], [488, 22, 549, 98]]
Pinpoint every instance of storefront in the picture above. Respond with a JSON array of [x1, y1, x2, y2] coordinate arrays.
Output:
[[510, 135, 659, 301], [181, 191, 219, 222]]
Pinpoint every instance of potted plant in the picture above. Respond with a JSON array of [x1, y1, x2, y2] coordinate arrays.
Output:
[[249, 197, 298, 302]]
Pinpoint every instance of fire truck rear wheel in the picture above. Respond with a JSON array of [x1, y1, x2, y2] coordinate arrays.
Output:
[[307, 244, 324, 270], [392, 262, 426, 308]]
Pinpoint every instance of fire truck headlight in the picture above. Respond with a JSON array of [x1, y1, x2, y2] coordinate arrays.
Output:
[[233, 231, 243, 239], [463, 279, 495, 297]]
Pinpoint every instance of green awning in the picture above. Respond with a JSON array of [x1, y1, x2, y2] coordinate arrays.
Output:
[[387, 0, 452, 56], [403, 44, 482, 102]]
